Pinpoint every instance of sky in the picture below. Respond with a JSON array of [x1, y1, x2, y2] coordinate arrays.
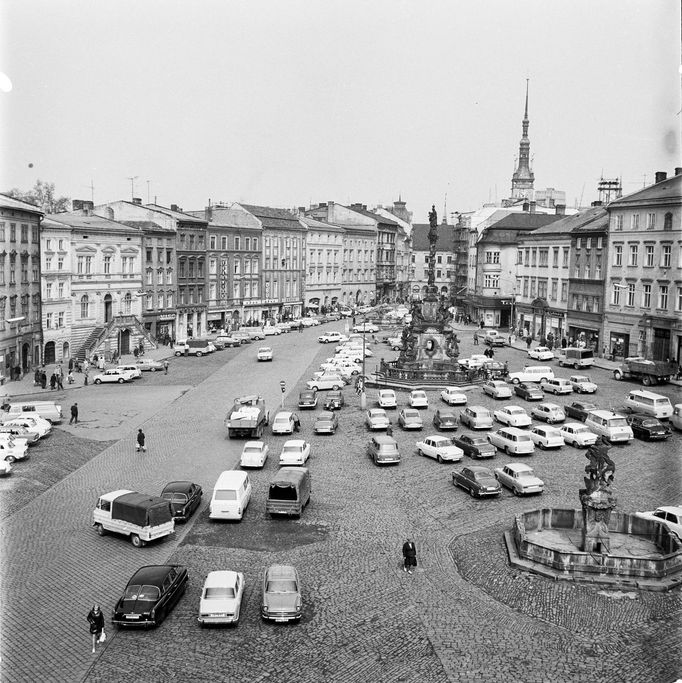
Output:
[[0, 0, 679, 222]]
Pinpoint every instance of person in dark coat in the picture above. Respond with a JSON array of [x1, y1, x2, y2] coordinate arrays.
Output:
[[402, 539, 417, 574], [70, 403, 78, 425], [57, 372, 64, 390], [87, 604, 105, 653], [526, 336, 532, 350], [136, 428, 146, 452], [50, 373, 57, 390], [68, 358, 74, 372], [40, 371, 47, 389]]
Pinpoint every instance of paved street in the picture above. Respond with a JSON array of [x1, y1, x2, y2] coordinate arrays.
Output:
[[1, 323, 681, 683]]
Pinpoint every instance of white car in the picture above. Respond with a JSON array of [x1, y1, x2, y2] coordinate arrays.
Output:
[[0, 459, 11, 476], [541, 378, 574, 395], [415, 435, 464, 463], [3, 416, 52, 439], [459, 355, 489, 370], [377, 389, 397, 408], [279, 439, 311, 466], [365, 408, 391, 431], [271, 411, 298, 435], [0, 437, 29, 463], [482, 380, 513, 399], [440, 387, 467, 406], [240, 441, 269, 468], [386, 337, 403, 351], [257, 347, 273, 361], [93, 368, 135, 384], [560, 423, 599, 448], [528, 346, 555, 361], [319, 361, 358, 377], [0, 424, 40, 445], [529, 425, 565, 450], [263, 326, 282, 336], [198, 570, 245, 626], [634, 506, 682, 540], [318, 331, 347, 344], [306, 374, 346, 391], [493, 406, 531, 428], [531, 403, 566, 424], [116, 364, 142, 379], [494, 463, 544, 495], [408, 390, 429, 408], [353, 322, 379, 333], [488, 427, 535, 455], [569, 375, 598, 394]]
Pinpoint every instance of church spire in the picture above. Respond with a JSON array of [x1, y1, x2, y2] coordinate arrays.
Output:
[[511, 78, 534, 200]]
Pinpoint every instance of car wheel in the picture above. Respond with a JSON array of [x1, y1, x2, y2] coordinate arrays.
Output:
[[539, 442, 545, 450], [513, 488, 522, 496], [512, 378, 520, 385], [118, 378, 124, 383], [175, 351, 182, 356], [642, 376, 652, 387], [417, 449, 424, 457], [6, 455, 16, 463], [95, 523, 106, 536], [131, 534, 144, 547], [613, 370, 623, 380], [196, 351, 203, 357], [437, 454, 443, 464], [94, 379, 102, 384], [505, 446, 511, 455], [332, 385, 340, 390]]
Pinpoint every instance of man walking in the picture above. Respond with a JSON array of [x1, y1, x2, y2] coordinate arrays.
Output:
[[70, 402, 79, 424], [402, 539, 417, 574], [57, 372, 64, 390], [136, 428, 147, 452], [163, 360, 169, 375]]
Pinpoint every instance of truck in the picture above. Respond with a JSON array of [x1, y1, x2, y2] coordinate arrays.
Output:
[[93, 490, 175, 547], [613, 357, 677, 386], [225, 395, 270, 438]]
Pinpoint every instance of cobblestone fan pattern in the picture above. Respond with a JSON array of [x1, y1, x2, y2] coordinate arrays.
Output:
[[2, 325, 681, 683]]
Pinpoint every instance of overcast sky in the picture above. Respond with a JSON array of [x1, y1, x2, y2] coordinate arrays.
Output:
[[1, 0, 679, 222]]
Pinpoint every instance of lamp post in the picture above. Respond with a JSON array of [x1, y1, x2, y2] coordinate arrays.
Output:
[[360, 314, 367, 409]]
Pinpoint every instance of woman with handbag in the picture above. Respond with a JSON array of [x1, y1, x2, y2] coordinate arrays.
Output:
[[87, 604, 105, 653]]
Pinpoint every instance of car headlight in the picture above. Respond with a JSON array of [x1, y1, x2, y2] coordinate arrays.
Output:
[[262, 605, 269, 613]]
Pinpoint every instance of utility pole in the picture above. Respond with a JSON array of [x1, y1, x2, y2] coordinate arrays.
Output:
[[127, 176, 138, 200]]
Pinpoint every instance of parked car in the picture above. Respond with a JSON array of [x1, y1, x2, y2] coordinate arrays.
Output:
[[451, 433, 497, 459], [584, 410, 634, 444], [279, 439, 311, 466], [528, 346, 554, 361], [136, 359, 165, 372], [459, 406, 493, 430], [112, 565, 188, 628], [529, 425, 565, 450], [160, 481, 203, 522], [323, 390, 345, 410], [513, 383, 544, 401], [432, 408, 458, 431], [0, 438, 29, 463], [541, 378, 574, 395], [377, 389, 397, 408], [452, 466, 501, 497], [482, 380, 512, 399], [671, 404, 682, 431], [531, 403, 566, 424], [198, 570, 245, 627], [398, 408, 423, 430], [626, 414, 672, 441], [569, 375, 598, 394], [634, 506, 682, 540], [298, 390, 318, 410], [482, 330, 506, 347], [306, 374, 346, 391], [263, 325, 282, 336], [93, 368, 136, 384], [314, 411, 339, 435], [116, 364, 142, 379], [488, 427, 535, 455], [565, 401, 599, 422], [559, 423, 599, 448], [494, 463, 544, 496], [493, 405, 532, 428], [261, 564, 302, 622], [0, 459, 11, 476], [387, 337, 403, 351], [318, 331, 347, 344], [415, 435, 463, 463], [0, 424, 40, 445], [459, 355, 489, 370], [365, 408, 391, 431], [257, 347, 273, 361], [366, 434, 400, 465], [240, 441, 269, 468], [216, 335, 242, 348], [3, 416, 52, 439], [408, 390, 429, 408], [440, 387, 467, 405], [272, 411, 299, 435], [353, 322, 379, 333]]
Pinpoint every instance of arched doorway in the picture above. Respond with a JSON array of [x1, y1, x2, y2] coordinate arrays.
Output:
[[44, 341, 56, 365], [104, 294, 113, 323], [22, 343, 30, 371], [119, 329, 131, 355], [62, 342, 70, 360]]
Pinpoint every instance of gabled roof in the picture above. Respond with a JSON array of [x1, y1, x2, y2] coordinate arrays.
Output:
[[299, 215, 344, 232], [145, 203, 207, 225], [117, 220, 174, 235], [0, 193, 44, 215], [45, 211, 139, 235], [186, 207, 262, 230], [239, 204, 304, 231], [608, 173, 682, 207], [525, 206, 608, 236], [411, 223, 456, 251], [485, 213, 564, 231], [347, 205, 399, 227]]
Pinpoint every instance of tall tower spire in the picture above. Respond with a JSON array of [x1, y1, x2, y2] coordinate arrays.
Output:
[[511, 78, 535, 200]]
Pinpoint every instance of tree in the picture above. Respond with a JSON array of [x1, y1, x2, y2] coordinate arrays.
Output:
[[5, 180, 70, 213]]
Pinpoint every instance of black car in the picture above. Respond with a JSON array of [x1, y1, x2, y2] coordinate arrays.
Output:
[[451, 433, 496, 459], [452, 466, 501, 497], [513, 383, 544, 401], [432, 408, 459, 431], [112, 565, 188, 628], [298, 390, 319, 410], [323, 390, 345, 410], [626, 414, 672, 441], [160, 481, 203, 522], [565, 401, 599, 422]]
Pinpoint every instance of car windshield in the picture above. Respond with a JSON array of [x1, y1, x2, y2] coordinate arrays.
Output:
[[282, 445, 302, 454], [574, 377, 589, 382], [124, 585, 161, 601], [470, 437, 488, 446], [508, 408, 524, 414], [412, 392, 426, 398], [517, 434, 532, 442], [432, 439, 449, 447], [205, 586, 235, 599], [266, 580, 298, 593], [274, 417, 291, 425], [404, 410, 419, 418], [572, 426, 589, 434], [162, 492, 188, 503], [243, 447, 261, 454], [473, 472, 490, 480], [642, 419, 659, 426], [518, 470, 536, 478], [214, 490, 237, 501], [608, 418, 628, 427], [369, 410, 384, 417]]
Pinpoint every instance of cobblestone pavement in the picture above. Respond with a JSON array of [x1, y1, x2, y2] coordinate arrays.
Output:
[[2, 322, 681, 683]]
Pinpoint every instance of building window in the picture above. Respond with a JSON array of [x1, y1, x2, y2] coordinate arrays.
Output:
[[560, 282, 567, 301], [220, 236, 227, 250], [627, 283, 635, 306], [522, 278, 529, 297], [586, 238, 592, 250], [483, 274, 499, 288], [612, 284, 620, 305], [146, 270, 153, 285], [629, 244, 638, 266], [646, 213, 655, 230], [189, 234, 195, 250], [188, 261, 195, 279], [574, 256, 580, 278], [166, 292, 173, 308], [631, 214, 640, 230], [530, 279, 537, 297], [210, 235, 216, 249], [46, 282, 53, 299], [595, 256, 602, 279], [252, 238, 258, 251], [80, 295, 89, 318], [658, 284, 669, 309], [234, 237, 241, 250], [676, 286, 682, 312], [123, 293, 132, 314], [234, 258, 241, 275], [551, 280, 558, 300], [661, 245, 671, 268], [9, 223, 16, 241], [576, 238, 582, 249], [552, 248, 559, 267], [538, 280, 547, 298], [524, 249, 530, 266], [46, 312, 53, 329], [645, 245, 654, 267], [593, 297, 600, 313], [562, 248, 569, 267], [57, 311, 64, 328], [57, 257, 63, 270], [46, 256, 53, 271], [179, 261, 186, 278], [517, 249, 523, 265], [146, 294, 153, 310], [539, 249, 548, 267], [58, 282, 64, 298], [663, 213, 673, 231], [146, 248, 152, 262], [531, 249, 537, 266], [614, 245, 623, 266], [21, 224, 28, 242], [32, 266, 39, 282], [485, 251, 500, 264], [597, 237, 603, 248], [615, 215, 623, 231], [166, 249, 172, 264], [158, 293, 164, 309], [642, 284, 651, 308]]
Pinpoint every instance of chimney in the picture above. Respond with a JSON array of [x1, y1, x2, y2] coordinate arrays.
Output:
[[529, 201, 536, 214], [522, 200, 530, 212], [555, 204, 566, 215], [132, 197, 142, 205], [675, 167, 682, 176], [654, 171, 667, 184], [591, 200, 603, 207], [298, 206, 306, 215], [204, 205, 213, 222], [73, 199, 94, 215], [170, 204, 179, 212], [72, 199, 85, 212]]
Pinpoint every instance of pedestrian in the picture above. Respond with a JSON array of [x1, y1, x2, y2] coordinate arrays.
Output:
[[473, 332, 479, 346], [526, 337, 532, 350], [402, 539, 417, 574], [50, 373, 57, 390], [163, 360, 169, 375], [386, 424, 393, 436], [87, 604, 105, 653], [68, 358, 74, 372], [293, 414, 301, 432], [70, 402, 79, 424], [133, 347, 139, 359], [34, 368, 41, 386], [40, 371, 47, 389], [84, 369, 89, 386], [68, 370, 75, 384], [136, 428, 147, 452], [98, 356, 105, 370], [56, 363, 63, 379], [298, 322, 303, 333], [83, 359, 90, 373], [488, 347, 495, 359], [57, 373, 64, 390]]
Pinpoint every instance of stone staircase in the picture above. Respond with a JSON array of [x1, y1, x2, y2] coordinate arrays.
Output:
[[77, 316, 157, 361], [75, 326, 105, 361]]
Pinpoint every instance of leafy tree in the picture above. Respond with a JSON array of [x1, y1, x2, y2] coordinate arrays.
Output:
[[5, 180, 71, 213]]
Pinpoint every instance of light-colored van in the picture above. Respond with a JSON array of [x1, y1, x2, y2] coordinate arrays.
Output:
[[173, 339, 213, 356], [508, 366, 555, 385], [585, 410, 633, 443], [557, 347, 595, 368], [266, 467, 311, 517], [623, 390, 673, 419], [209, 470, 252, 520], [2, 401, 63, 424], [542, 378, 574, 395], [241, 326, 266, 340]]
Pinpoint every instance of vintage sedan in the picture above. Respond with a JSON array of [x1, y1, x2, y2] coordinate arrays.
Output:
[[513, 383, 544, 401], [482, 380, 512, 399], [279, 439, 311, 466], [528, 346, 554, 361], [377, 389, 398, 408], [634, 506, 682, 539], [432, 408, 459, 431], [261, 564, 302, 622], [565, 401, 598, 422], [440, 387, 468, 406], [398, 408, 424, 430], [531, 403, 566, 424], [0, 459, 11, 476], [0, 437, 29, 463], [560, 423, 599, 448], [306, 374, 346, 391], [198, 570, 245, 627], [135, 358, 165, 372], [488, 427, 535, 455], [493, 406, 532, 428], [352, 322, 379, 334], [626, 414, 672, 441], [0, 424, 40, 445], [318, 331, 347, 344], [3, 416, 52, 439], [93, 368, 136, 384], [160, 481, 203, 522], [365, 408, 391, 431], [314, 411, 339, 435], [458, 355, 489, 370], [112, 564, 188, 628], [529, 426, 565, 450], [239, 441, 270, 468], [452, 466, 501, 498], [272, 411, 298, 435], [257, 347, 273, 362], [323, 390, 345, 410], [116, 364, 143, 379], [217, 334, 244, 347], [494, 463, 544, 496], [415, 435, 463, 463], [459, 406, 494, 430], [451, 433, 497, 459], [408, 390, 429, 408], [569, 375, 598, 394], [297, 390, 319, 410]]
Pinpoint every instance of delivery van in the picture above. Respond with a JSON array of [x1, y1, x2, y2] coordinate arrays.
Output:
[[623, 390, 673, 419], [266, 467, 311, 517], [557, 347, 595, 369], [3, 401, 63, 424], [173, 339, 214, 356], [209, 470, 252, 520], [508, 366, 555, 384]]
